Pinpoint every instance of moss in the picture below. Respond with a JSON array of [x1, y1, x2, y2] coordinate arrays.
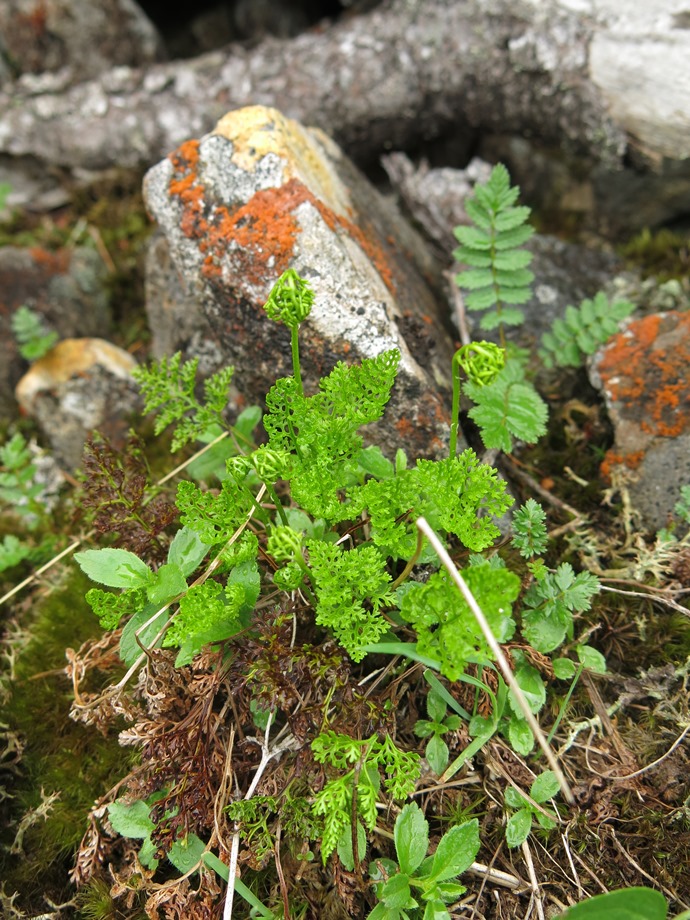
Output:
[[621, 227, 690, 282], [0, 569, 133, 913]]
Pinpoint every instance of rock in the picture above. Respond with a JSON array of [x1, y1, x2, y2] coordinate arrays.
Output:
[[0, 0, 629, 213], [589, 311, 690, 533], [382, 153, 623, 350], [15, 338, 140, 470], [0, 246, 111, 422], [144, 232, 223, 374], [2, 0, 688, 229], [0, 0, 164, 89], [143, 105, 455, 458]]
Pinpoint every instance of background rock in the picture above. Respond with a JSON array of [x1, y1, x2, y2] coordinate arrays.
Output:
[[589, 311, 690, 533], [15, 338, 140, 469], [0, 246, 111, 423], [143, 105, 455, 458], [5, 0, 689, 230], [0, 0, 164, 88]]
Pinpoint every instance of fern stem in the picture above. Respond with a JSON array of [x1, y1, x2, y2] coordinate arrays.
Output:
[[449, 349, 464, 458], [264, 482, 289, 527], [291, 326, 303, 397], [391, 528, 425, 590], [293, 550, 317, 607]]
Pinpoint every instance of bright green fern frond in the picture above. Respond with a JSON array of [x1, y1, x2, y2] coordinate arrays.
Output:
[[318, 349, 400, 427], [465, 362, 548, 452], [512, 499, 548, 558], [133, 353, 234, 451], [400, 563, 519, 681], [11, 305, 58, 361], [307, 540, 394, 660], [176, 478, 252, 544], [539, 292, 635, 369], [356, 471, 420, 558], [263, 350, 400, 522], [416, 450, 514, 551]]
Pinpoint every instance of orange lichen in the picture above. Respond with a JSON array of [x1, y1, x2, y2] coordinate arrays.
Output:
[[395, 416, 415, 439], [600, 449, 645, 483], [29, 247, 70, 274], [167, 140, 398, 295], [596, 312, 690, 440]]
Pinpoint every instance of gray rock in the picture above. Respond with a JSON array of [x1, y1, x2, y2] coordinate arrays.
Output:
[[589, 310, 690, 533], [143, 105, 455, 459], [15, 338, 140, 470], [0, 0, 164, 89], [0, 246, 111, 422]]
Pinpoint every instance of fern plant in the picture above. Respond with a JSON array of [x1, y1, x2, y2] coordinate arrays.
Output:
[[539, 291, 636, 368], [453, 163, 534, 344], [67, 268, 604, 912], [11, 305, 58, 361], [452, 165, 548, 452]]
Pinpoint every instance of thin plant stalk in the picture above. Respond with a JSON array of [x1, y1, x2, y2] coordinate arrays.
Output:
[[416, 516, 574, 803]]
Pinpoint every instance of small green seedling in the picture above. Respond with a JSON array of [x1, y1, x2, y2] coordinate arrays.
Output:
[[414, 688, 462, 776], [368, 802, 480, 920], [504, 770, 560, 848]]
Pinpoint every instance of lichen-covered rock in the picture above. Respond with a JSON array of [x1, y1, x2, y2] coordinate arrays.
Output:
[[15, 338, 139, 469], [0, 0, 163, 89], [143, 105, 455, 458], [590, 311, 690, 532], [0, 246, 111, 422]]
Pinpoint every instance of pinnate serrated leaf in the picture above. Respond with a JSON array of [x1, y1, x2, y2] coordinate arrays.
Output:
[[495, 207, 532, 232], [455, 268, 494, 290], [493, 224, 534, 250], [493, 249, 533, 271], [465, 287, 500, 311], [453, 225, 492, 249]]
